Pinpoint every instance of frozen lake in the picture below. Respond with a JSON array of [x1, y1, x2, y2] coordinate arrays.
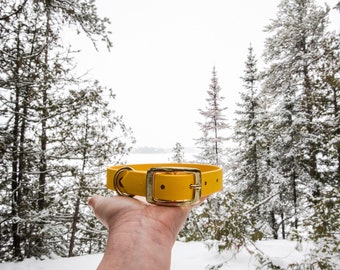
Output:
[[124, 151, 198, 164]]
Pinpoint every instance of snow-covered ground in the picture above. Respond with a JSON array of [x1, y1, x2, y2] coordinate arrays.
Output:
[[1, 240, 309, 269]]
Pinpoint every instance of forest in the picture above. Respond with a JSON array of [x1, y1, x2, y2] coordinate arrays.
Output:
[[1, 0, 339, 269]]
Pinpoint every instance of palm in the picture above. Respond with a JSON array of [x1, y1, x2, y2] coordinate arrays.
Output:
[[89, 196, 192, 238]]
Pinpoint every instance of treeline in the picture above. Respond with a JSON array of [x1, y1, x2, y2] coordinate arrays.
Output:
[[179, 1, 339, 268], [0, 0, 135, 262]]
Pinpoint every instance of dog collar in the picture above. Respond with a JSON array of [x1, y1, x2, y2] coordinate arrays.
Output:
[[106, 163, 223, 206]]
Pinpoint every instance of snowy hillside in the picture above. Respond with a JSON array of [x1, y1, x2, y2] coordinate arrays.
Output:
[[1, 240, 310, 270]]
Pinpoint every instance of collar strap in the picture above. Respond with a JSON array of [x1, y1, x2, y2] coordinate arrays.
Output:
[[106, 163, 223, 206]]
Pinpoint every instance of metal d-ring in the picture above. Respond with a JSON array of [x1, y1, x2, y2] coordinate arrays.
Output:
[[113, 166, 134, 197]]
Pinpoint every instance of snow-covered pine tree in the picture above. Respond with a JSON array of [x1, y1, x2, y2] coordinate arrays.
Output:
[[261, 0, 336, 237], [170, 142, 185, 163], [194, 128, 214, 164], [56, 86, 135, 257], [291, 3, 339, 269], [180, 67, 262, 254], [0, 0, 132, 261], [295, 186, 340, 269], [232, 45, 278, 238], [182, 67, 228, 241], [195, 66, 228, 166], [315, 28, 340, 189], [233, 45, 262, 205]]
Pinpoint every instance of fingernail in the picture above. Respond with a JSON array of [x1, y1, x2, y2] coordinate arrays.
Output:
[[88, 197, 94, 208]]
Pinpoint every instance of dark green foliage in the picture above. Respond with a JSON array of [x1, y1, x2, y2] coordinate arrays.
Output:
[[180, 191, 262, 253], [289, 186, 340, 269]]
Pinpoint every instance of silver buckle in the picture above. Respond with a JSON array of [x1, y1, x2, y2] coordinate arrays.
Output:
[[146, 167, 202, 206]]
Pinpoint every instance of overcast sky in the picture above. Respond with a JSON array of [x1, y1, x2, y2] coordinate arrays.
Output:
[[71, 0, 339, 149]]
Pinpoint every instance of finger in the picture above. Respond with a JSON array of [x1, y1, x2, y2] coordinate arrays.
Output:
[[88, 195, 101, 209], [88, 195, 116, 229]]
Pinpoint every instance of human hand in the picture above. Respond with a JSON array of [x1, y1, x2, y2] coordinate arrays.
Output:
[[88, 195, 202, 270]]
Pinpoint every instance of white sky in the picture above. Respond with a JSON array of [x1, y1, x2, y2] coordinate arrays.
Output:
[[71, 0, 339, 149]]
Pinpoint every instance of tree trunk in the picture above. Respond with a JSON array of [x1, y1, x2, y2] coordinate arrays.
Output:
[[332, 82, 340, 182], [291, 169, 298, 229], [281, 212, 285, 239], [11, 86, 21, 259], [270, 210, 278, 239], [11, 27, 24, 259], [69, 195, 81, 257]]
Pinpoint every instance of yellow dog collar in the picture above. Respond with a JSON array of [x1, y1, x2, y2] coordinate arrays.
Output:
[[106, 163, 223, 206]]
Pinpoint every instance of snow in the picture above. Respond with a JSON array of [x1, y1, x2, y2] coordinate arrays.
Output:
[[1, 240, 309, 269]]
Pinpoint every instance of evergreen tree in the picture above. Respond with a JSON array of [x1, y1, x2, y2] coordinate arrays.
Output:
[[232, 45, 280, 238], [60, 86, 134, 257], [294, 186, 340, 270], [170, 142, 185, 163], [0, 2, 48, 259], [261, 0, 336, 237], [0, 0, 133, 261], [250, 0, 340, 267], [316, 31, 340, 187], [180, 190, 262, 255], [233, 45, 262, 204], [180, 67, 262, 256], [195, 66, 228, 166]]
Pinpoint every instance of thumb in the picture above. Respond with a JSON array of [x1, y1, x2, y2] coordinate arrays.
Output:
[[88, 195, 101, 209]]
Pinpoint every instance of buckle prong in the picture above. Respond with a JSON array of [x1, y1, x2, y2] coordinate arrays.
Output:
[[190, 184, 202, 189]]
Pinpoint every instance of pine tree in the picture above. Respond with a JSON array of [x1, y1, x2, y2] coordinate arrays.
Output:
[[180, 67, 262, 254], [0, 3, 48, 259], [256, 0, 340, 266], [316, 32, 340, 188], [60, 86, 134, 257], [195, 66, 228, 166], [233, 45, 262, 204], [298, 186, 340, 269], [232, 45, 280, 238], [170, 142, 185, 163], [261, 0, 336, 237], [0, 0, 133, 261]]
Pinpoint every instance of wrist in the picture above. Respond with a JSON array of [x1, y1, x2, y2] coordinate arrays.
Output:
[[98, 209, 176, 270]]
